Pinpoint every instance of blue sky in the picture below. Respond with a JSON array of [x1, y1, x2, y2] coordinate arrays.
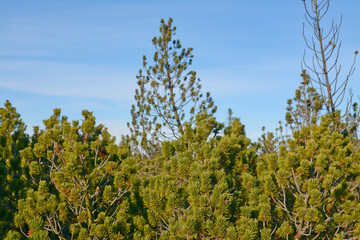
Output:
[[1, 0, 360, 141]]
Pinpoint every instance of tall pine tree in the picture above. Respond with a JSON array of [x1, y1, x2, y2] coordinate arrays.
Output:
[[129, 18, 216, 159]]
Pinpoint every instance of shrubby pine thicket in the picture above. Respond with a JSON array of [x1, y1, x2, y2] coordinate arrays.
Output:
[[1, 1, 360, 239]]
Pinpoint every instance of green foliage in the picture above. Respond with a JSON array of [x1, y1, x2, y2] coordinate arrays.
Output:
[[2, 89, 360, 239], [0, 100, 29, 235], [258, 113, 360, 239], [12, 109, 140, 239], [141, 114, 258, 239], [286, 70, 324, 131]]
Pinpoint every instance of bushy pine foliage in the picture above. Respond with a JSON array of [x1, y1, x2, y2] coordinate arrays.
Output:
[[257, 113, 360, 239], [0, 101, 29, 236], [2, 98, 359, 239], [141, 113, 258, 239], [8, 109, 141, 239]]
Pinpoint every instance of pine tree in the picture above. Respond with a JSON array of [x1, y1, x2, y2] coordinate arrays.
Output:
[[0, 100, 29, 236], [141, 113, 259, 239], [257, 113, 360, 239], [9, 109, 140, 239], [129, 18, 216, 159]]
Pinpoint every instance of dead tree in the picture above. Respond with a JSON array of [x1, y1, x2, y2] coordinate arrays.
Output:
[[302, 0, 358, 113]]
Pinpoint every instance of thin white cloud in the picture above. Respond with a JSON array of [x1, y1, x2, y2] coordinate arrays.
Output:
[[0, 60, 138, 101]]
